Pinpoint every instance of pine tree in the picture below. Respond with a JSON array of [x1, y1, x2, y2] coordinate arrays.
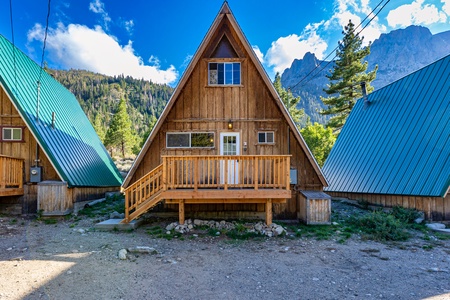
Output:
[[104, 98, 136, 157], [273, 73, 305, 127], [92, 113, 106, 142], [321, 20, 377, 133]]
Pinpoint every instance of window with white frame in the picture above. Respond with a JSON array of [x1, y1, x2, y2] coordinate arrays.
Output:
[[1, 127, 23, 141], [208, 62, 240, 85], [167, 132, 215, 148], [258, 131, 274, 144]]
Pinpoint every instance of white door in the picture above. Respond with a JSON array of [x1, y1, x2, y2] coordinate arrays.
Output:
[[220, 132, 240, 184]]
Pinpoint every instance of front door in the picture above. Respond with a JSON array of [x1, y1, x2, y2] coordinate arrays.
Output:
[[220, 132, 240, 184]]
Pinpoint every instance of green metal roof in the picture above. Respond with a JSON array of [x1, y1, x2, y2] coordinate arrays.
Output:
[[0, 35, 122, 187], [323, 55, 449, 197]]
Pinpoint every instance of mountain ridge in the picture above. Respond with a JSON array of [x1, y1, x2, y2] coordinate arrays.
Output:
[[281, 25, 450, 124]]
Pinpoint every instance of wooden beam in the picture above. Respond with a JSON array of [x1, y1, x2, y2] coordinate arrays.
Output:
[[179, 200, 185, 225], [165, 198, 286, 204], [266, 199, 272, 225], [0, 188, 24, 197], [163, 189, 291, 199], [168, 118, 282, 123]]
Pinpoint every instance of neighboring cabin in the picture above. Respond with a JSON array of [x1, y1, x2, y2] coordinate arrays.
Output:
[[323, 55, 450, 221], [122, 2, 329, 225], [0, 34, 122, 215]]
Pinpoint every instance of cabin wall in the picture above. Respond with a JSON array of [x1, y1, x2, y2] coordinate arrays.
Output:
[[328, 191, 450, 221], [0, 86, 60, 183], [1, 85, 118, 215], [128, 17, 324, 219]]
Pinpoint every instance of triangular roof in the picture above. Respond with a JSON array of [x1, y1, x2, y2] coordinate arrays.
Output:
[[323, 55, 450, 197], [124, 2, 326, 187], [0, 34, 122, 187]]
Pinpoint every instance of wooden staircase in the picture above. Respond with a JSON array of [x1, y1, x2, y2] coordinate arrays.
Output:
[[121, 164, 164, 223]]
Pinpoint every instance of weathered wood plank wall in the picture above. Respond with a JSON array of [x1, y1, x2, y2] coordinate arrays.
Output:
[[328, 191, 450, 221]]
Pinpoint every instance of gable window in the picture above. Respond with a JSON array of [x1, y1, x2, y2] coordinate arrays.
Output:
[[1, 127, 23, 141], [258, 131, 274, 144], [167, 132, 215, 148], [208, 62, 240, 85]]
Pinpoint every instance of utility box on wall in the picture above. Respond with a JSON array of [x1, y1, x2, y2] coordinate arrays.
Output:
[[298, 191, 331, 225], [290, 169, 297, 184], [30, 167, 42, 183]]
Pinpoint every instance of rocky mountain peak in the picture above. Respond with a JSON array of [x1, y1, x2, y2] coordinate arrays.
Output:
[[281, 25, 450, 124]]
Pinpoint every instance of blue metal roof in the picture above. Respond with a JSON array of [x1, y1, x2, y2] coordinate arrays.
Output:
[[323, 55, 449, 197], [0, 35, 122, 187]]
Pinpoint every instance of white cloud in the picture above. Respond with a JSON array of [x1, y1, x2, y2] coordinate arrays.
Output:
[[328, 0, 385, 44], [264, 0, 391, 75], [387, 0, 447, 28], [265, 23, 328, 74], [181, 54, 193, 69], [443, 0, 450, 15], [124, 20, 134, 33], [252, 45, 264, 63], [89, 0, 111, 30], [27, 23, 178, 85]]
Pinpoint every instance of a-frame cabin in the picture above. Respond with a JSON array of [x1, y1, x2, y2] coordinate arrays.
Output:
[[0, 34, 122, 215], [122, 2, 328, 225]]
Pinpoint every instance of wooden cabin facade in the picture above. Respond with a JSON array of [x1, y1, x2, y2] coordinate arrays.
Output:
[[122, 3, 328, 225], [0, 34, 122, 215]]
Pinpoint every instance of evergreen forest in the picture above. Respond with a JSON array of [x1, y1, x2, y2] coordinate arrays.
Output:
[[49, 69, 173, 142]]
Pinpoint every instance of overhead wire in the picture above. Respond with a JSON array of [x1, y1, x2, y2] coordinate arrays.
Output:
[[36, 0, 51, 122], [288, 0, 390, 91], [9, 0, 17, 94]]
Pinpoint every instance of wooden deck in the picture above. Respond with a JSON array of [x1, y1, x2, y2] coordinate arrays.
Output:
[[123, 155, 291, 225], [0, 155, 24, 197]]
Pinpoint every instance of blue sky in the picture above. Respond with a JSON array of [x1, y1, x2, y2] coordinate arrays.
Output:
[[1, 0, 449, 86]]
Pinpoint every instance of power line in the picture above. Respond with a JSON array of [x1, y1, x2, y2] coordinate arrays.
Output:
[[38, 0, 51, 80], [288, 0, 390, 91], [36, 0, 51, 122], [9, 0, 17, 94]]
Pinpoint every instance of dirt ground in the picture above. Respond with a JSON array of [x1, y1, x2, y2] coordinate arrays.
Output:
[[1, 202, 449, 300]]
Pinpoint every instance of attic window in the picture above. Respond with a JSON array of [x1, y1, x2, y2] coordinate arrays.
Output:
[[258, 131, 274, 144], [1, 127, 23, 142], [211, 36, 238, 58], [209, 62, 241, 85]]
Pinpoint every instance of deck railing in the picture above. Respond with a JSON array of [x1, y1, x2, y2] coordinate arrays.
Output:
[[123, 155, 291, 223], [162, 155, 291, 191], [0, 155, 24, 193], [124, 164, 164, 221]]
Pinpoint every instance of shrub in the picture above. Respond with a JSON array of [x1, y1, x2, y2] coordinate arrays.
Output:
[[347, 211, 410, 241], [390, 206, 421, 224]]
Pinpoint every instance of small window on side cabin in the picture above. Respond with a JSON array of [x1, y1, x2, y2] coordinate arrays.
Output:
[[258, 132, 274, 144], [167, 132, 215, 148], [1, 127, 23, 141], [208, 62, 240, 85]]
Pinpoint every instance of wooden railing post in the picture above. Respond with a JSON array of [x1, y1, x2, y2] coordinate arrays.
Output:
[[162, 157, 167, 191], [124, 190, 129, 223], [224, 157, 228, 190], [194, 157, 199, 191], [286, 157, 290, 191], [253, 156, 258, 190]]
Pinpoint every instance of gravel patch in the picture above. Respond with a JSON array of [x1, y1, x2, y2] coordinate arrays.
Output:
[[0, 202, 449, 300]]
